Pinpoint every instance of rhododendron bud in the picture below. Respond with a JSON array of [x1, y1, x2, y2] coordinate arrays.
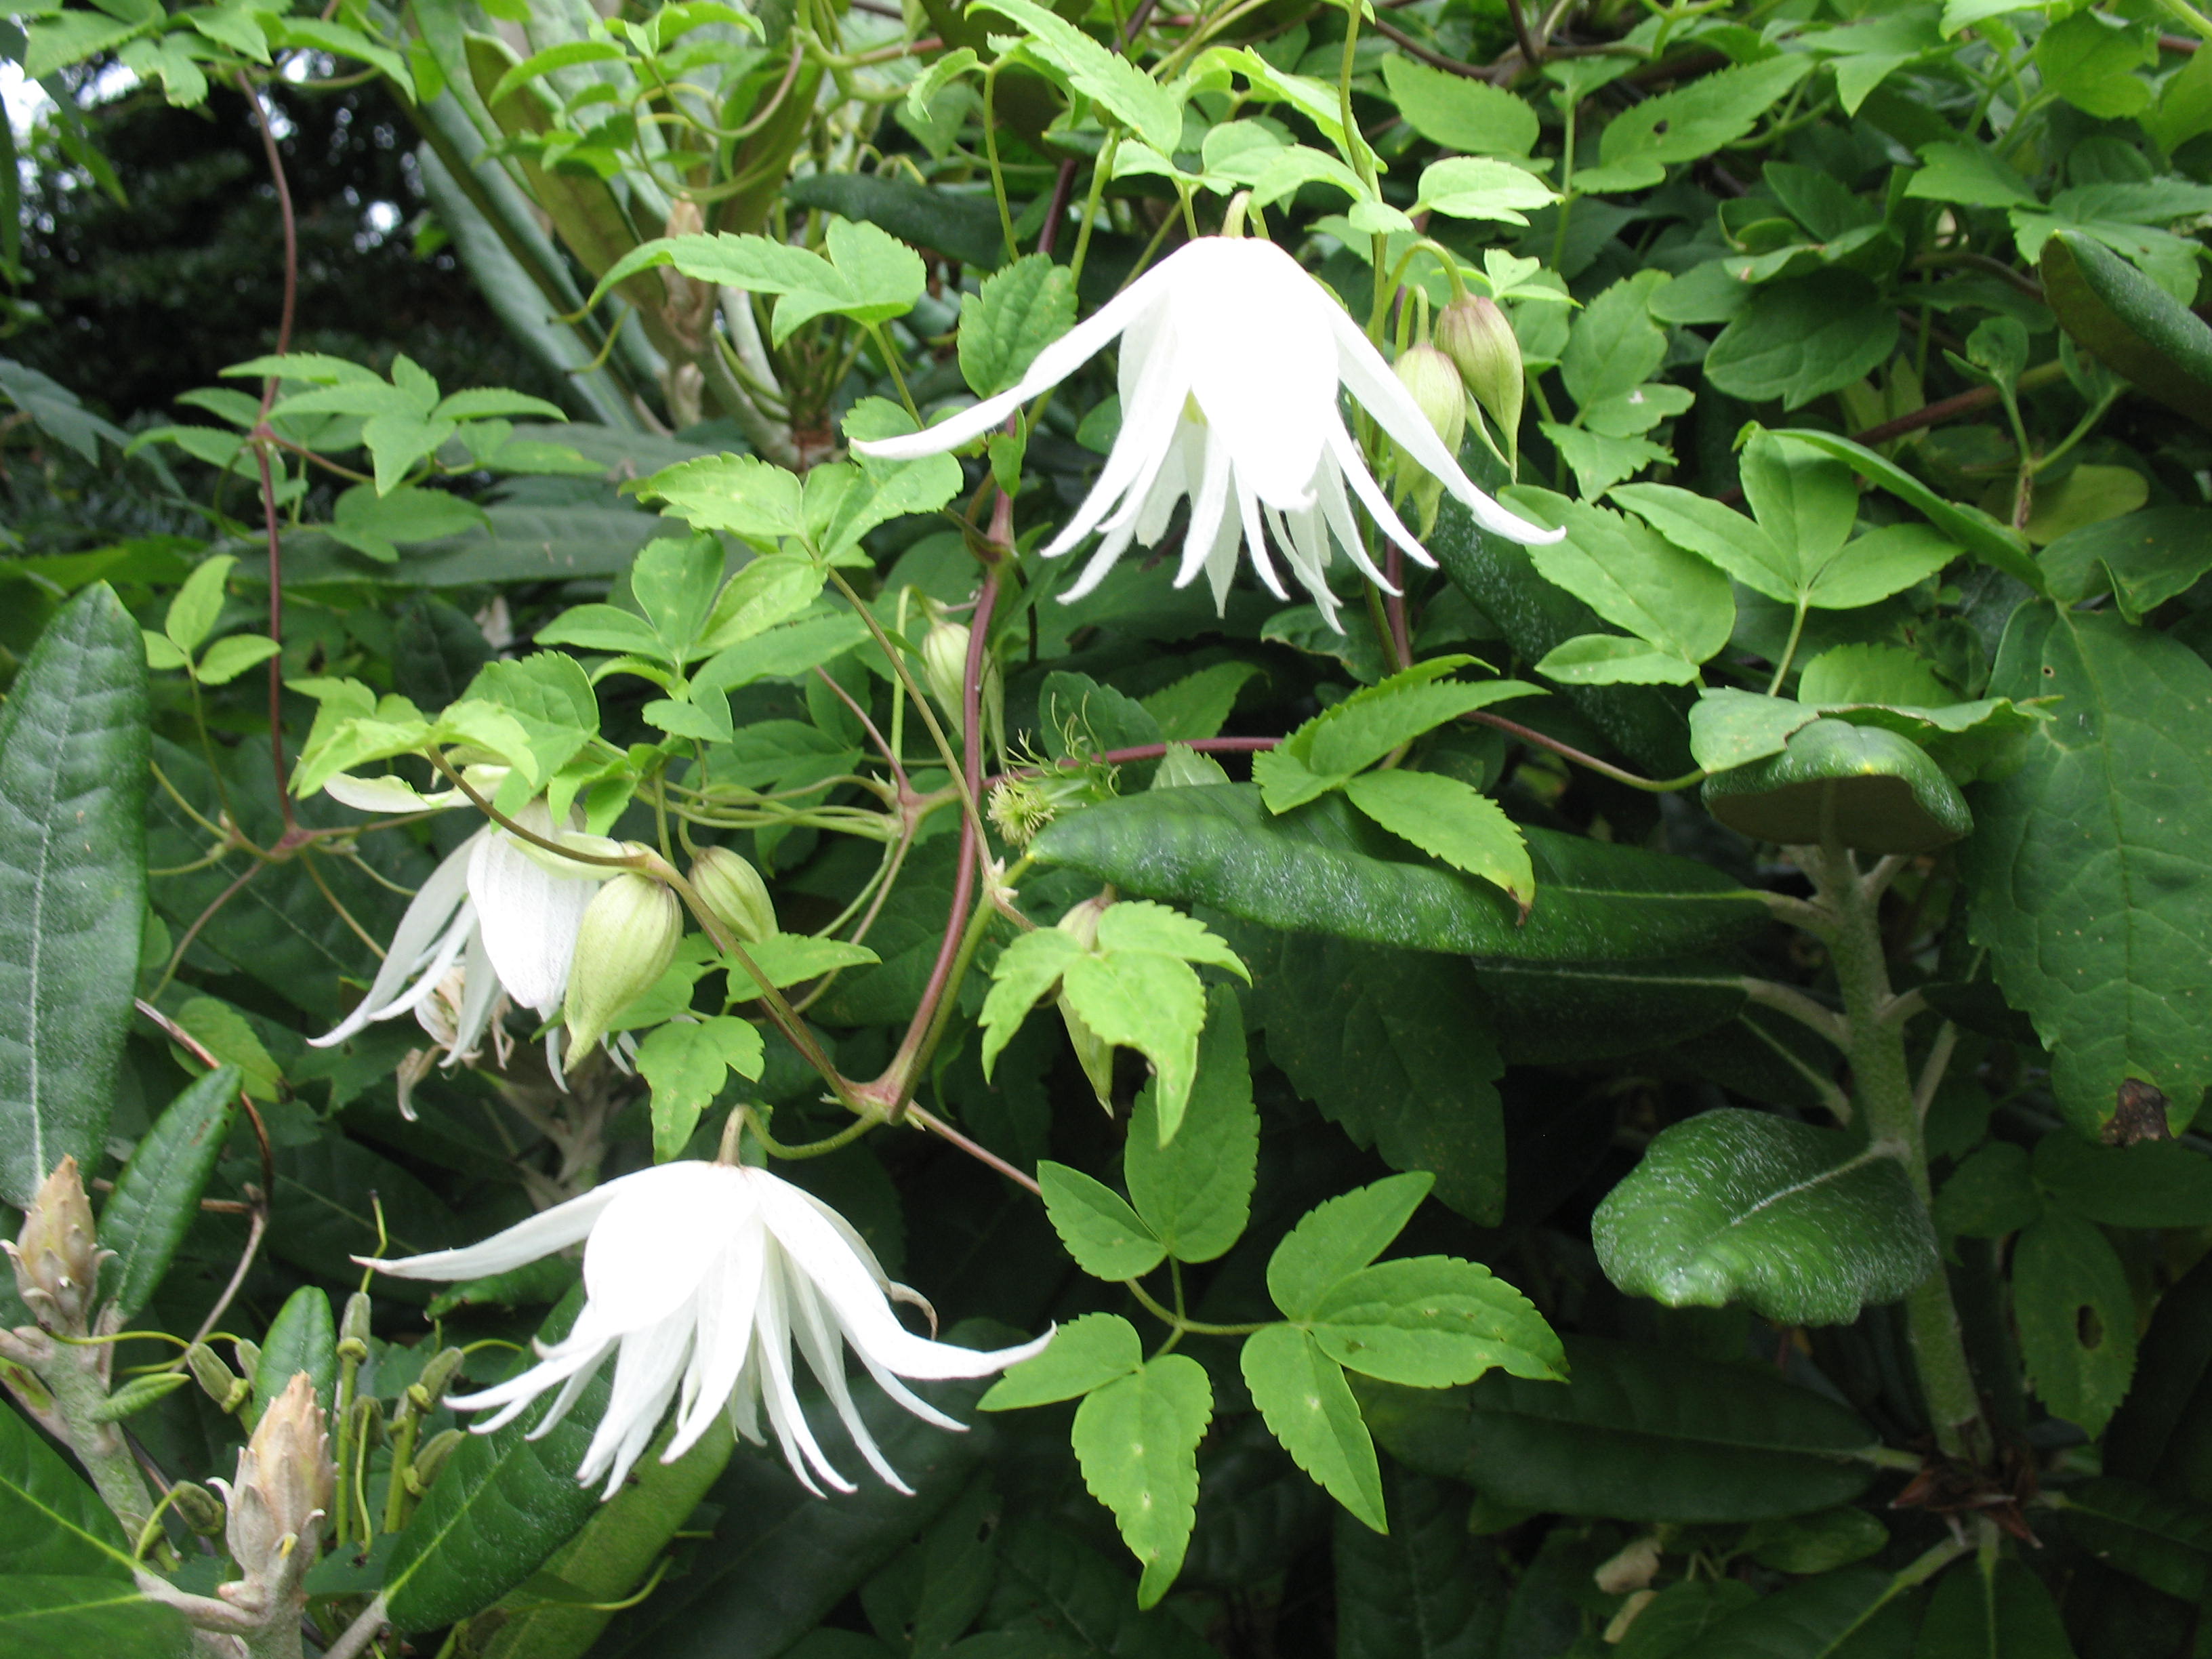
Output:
[[5, 1158, 104, 1332], [691, 845, 778, 944], [1435, 294, 1525, 444], [217, 1372, 333, 1599], [563, 872, 682, 1069]]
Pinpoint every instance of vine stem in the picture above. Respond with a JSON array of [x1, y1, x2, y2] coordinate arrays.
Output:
[[1807, 839, 1983, 1460]]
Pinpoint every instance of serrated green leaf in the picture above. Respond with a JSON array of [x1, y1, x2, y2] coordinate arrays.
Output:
[[1703, 272, 1901, 409], [636, 455, 807, 546], [1073, 1355, 1212, 1607], [1311, 1256, 1563, 1389], [1124, 986, 1256, 1263], [1061, 949, 1208, 1141], [1597, 55, 1811, 169], [1378, 56, 1536, 154], [1592, 1109, 1939, 1326], [1038, 1162, 1166, 1280], [638, 1017, 766, 1162], [1240, 1324, 1386, 1533], [1343, 769, 1533, 909], [976, 0, 1184, 150], [979, 927, 1084, 1075], [2015, 1212, 2138, 1436], [981, 1313, 1143, 1410], [1534, 633, 1700, 686], [100, 1066, 239, 1322], [1933, 1141, 2043, 1240], [1267, 1173, 1432, 1322], [0, 585, 149, 1208], [1509, 490, 1734, 665], [960, 254, 1076, 398], [193, 634, 283, 687]]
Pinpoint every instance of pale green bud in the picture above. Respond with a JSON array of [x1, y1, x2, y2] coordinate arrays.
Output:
[[188, 1341, 250, 1414], [689, 846, 777, 944], [920, 617, 971, 728], [169, 1481, 227, 1538], [337, 1291, 371, 1364], [1435, 295, 1525, 443], [562, 873, 682, 1069], [3, 1157, 106, 1332], [406, 1427, 464, 1496], [407, 1345, 466, 1415], [1393, 344, 1467, 458]]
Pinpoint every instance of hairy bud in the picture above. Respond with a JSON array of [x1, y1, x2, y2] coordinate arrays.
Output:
[[5, 1158, 106, 1332], [563, 872, 682, 1069], [169, 1480, 228, 1538], [1434, 295, 1525, 444], [659, 198, 717, 354], [690, 846, 778, 945], [1054, 895, 1117, 1113], [216, 1372, 334, 1602]]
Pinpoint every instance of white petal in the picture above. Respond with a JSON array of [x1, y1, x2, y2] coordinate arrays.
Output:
[[367, 1180, 623, 1281], [1041, 319, 1190, 561], [665, 1218, 766, 1461], [1324, 306, 1562, 546], [1132, 417, 1201, 549], [323, 773, 466, 814], [1327, 424, 1437, 572], [310, 836, 476, 1048], [754, 1269, 854, 1494], [1237, 482, 1290, 603], [468, 804, 598, 1017], [782, 1269, 912, 1493], [443, 928, 501, 1062], [1179, 257, 1336, 511], [579, 1164, 747, 1334], [577, 1315, 693, 1494], [852, 268, 1172, 461], [1172, 430, 1235, 590]]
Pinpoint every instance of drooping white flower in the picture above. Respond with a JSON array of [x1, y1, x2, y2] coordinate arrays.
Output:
[[853, 235, 1561, 626], [310, 800, 601, 1078], [367, 1161, 1049, 1497]]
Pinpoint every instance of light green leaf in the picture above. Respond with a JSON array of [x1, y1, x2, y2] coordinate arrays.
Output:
[[1267, 1172, 1433, 1322], [1771, 427, 2041, 590], [959, 254, 1076, 397], [1311, 1256, 1564, 1389], [1562, 272, 1670, 411], [1591, 1109, 1939, 1326], [1240, 1323, 1387, 1533], [978, 927, 1084, 1074], [1379, 56, 1537, 154], [2015, 1212, 2138, 1435], [1140, 661, 1262, 742], [1510, 490, 1735, 665], [636, 454, 807, 546], [1061, 950, 1208, 1140], [975, 0, 1185, 151], [1343, 769, 1533, 910], [193, 634, 283, 687], [253, 1286, 336, 1418], [638, 1017, 766, 1162], [981, 1313, 1143, 1410], [1299, 672, 1539, 780], [1542, 425, 1672, 497], [164, 553, 237, 655], [699, 556, 827, 653], [1412, 158, 1555, 225], [1534, 633, 1700, 686], [1798, 644, 1950, 708], [0, 1396, 139, 1578], [1125, 986, 1256, 1262], [1038, 1161, 1166, 1280], [1073, 1355, 1212, 1607], [2035, 10, 2155, 119], [1739, 427, 1858, 572], [1596, 55, 1812, 170], [1906, 141, 2039, 209], [724, 935, 879, 992]]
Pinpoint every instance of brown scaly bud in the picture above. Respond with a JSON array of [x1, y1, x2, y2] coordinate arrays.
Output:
[[690, 845, 778, 945], [214, 1372, 334, 1610], [4, 1158, 107, 1332], [1434, 295, 1525, 446], [1054, 894, 1118, 1114]]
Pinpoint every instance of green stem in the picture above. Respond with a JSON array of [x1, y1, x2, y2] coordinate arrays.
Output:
[[1124, 1275, 1269, 1338], [38, 1345, 158, 1543], [1811, 840, 1982, 1460]]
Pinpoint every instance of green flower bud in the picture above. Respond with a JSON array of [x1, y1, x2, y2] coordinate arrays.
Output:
[[4, 1157, 106, 1332], [337, 1291, 371, 1364], [689, 846, 777, 945], [1055, 894, 1117, 1113], [405, 1427, 464, 1496], [407, 1345, 467, 1414], [562, 873, 682, 1070], [1393, 344, 1467, 458], [188, 1341, 249, 1414], [1435, 295, 1525, 444], [169, 1481, 228, 1538], [918, 609, 1004, 756]]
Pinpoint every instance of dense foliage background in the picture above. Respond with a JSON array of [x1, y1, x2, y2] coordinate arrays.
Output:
[[8, 1, 2212, 1656]]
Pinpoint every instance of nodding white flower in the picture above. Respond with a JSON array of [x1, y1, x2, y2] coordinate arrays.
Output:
[[365, 1161, 1049, 1498], [853, 235, 1561, 628], [310, 800, 600, 1082]]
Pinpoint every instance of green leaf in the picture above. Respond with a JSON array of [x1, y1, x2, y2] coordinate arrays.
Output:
[[981, 1313, 1143, 1410], [1038, 1162, 1166, 1280], [1769, 428, 2041, 590], [1073, 1355, 1212, 1607], [1139, 661, 1263, 743], [1343, 770, 1534, 910], [2106, 1247, 2212, 1492], [1036, 785, 1763, 962], [0, 1404, 138, 1578], [1799, 644, 1950, 708], [1060, 947, 1208, 1143], [2041, 227, 2212, 429], [22, 12, 149, 79], [2061, 1477, 2212, 1601], [783, 171, 1006, 272], [1703, 272, 1901, 409], [700, 555, 829, 653], [1311, 1256, 1564, 1389], [2034, 1134, 2212, 1229], [1267, 1173, 1432, 1321], [2040, 505, 2212, 621], [637, 1017, 766, 1162], [1333, 1460, 1507, 1659], [1905, 141, 2039, 210], [724, 934, 879, 990], [1124, 986, 1256, 1263], [635, 454, 807, 547], [1743, 1507, 1889, 1575], [1961, 605, 2212, 1139], [960, 254, 1076, 398], [1294, 668, 1538, 782], [1241, 928, 1507, 1224], [0, 1577, 188, 1657], [98, 1066, 237, 1322], [1702, 718, 1973, 855], [1240, 1324, 1387, 1533], [384, 1291, 615, 1632], [1739, 425, 1862, 577], [163, 552, 236, 655], [594, 220, 924, 345], [1933, 1141, 2043, 1240], [1917, 1555, 2076, 1659], [1534, 633, 1700, 687], [1362, 1334, 1879, 1521], [974, 0, 1183, 150], [1509, 491, 1734, 667], [1466, 957, 1749, 1065], [1697, 1566, 1914, 1658], [0, 584, 149, 1208], [253, 1286, 336, 1418], [1412, 157, 1556, 225], [2034, 10, 2155, 119], [2014, 1212, 2138, 1435], [1616, 1579, 1758, 1657], [1561, 272, 1671, 412], [1592, 1109, 1939, 1326], [193, 635, 283, 687], [1596, 55, 1812, 170], [1379, 56, 1536, 154], [982, 1521, 1218, 1659]]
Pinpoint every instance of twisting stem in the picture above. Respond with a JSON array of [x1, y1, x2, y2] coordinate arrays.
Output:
[[1465, 708, 1704, 793]]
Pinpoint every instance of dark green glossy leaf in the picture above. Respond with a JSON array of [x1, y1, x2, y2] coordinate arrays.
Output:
[[2032, 1132, 2212, 1228], [1698, 1565, 1915, 1658], [1617, 1578, 1757, 1658], [252, 1286, 336, 1419], [2041, 228, 2212, 428], [2013, 1212, 2137, 1437], [1333, 1461, 1504, 1659], [0, 1576, 188, 1659], [981, 1521, 1218, 1659], [384, 1291, 613, 1633], [1593, 1109, 1938, 1326], [1702, 718, 1973, 855], [0, 1403, 138, 1578], [2106, 1249, 2212, 1496], [99, 1065, 238, 1322], [2039, 506, 2212, 621], [1466, 958, 1747, 1065], [1361, 1335, 1879, 1522], [265, 1135, 462, 1303], [1962, 604, 2212, 1138], [784, 171, 1007, 272], [1033, 786, 1764, 962], [2061, 1477, 2212, 1601], [1914, 1555, 2076, 1658], [0, 583, 149, 1207]]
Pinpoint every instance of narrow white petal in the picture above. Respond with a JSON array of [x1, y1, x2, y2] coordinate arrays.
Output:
[[725, 1347, 765, 1448], [848, 1345, 968, 1433], [1237, 483, 1290, 603], [1328, 424, 1437, 571], [1172, 432, 1235, 590], [442, 928, 501, 1062], [1040, 332, 1190, 561], [468, 803, 599, 1017], [1325, 306, 1562, 546], [577, 1315, 692, 1492], [666, 1221, 766, 1460], [356, 911, 476, 1030], [754, 1272, 855, 1494], [786, 1273, 912, 1494], [310, 837, 476, 1048], [1132, 419, 1200, 549], [367, 1181, 621, 1281]]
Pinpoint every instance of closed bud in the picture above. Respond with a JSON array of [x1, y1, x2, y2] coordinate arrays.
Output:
[[1393, 344, 1467, 458], [406, 1427, 464, 1496], [919, 610, 1004, 756], [1435, 295, 1525, 443], [188, 1342, 250, 1414], [337, 1291, 371, 1364], [216, 1372, 333, 1595], [689, 846, 777, 945], [231, 1338, 261, 1384], [5, 1158, 106, 1332], [562, 872, 682, 1069], [170, 1480, 228, 1538], [407, 1345, 466, 1414], [1054, 895, 1117, 1113]]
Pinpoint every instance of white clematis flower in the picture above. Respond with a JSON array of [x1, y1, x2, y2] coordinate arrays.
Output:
[[310, 800, 601, 1079], [367, 1161, 1050, 1497], [854, 235, 1562, 627]]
